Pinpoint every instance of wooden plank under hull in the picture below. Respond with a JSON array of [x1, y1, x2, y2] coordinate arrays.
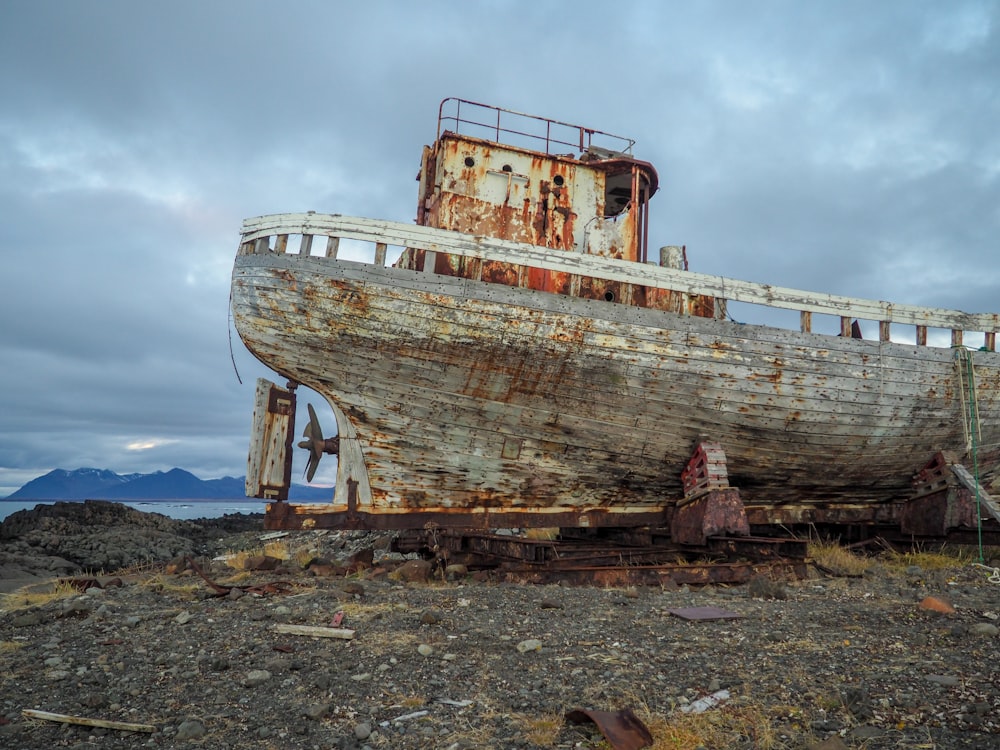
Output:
[[232, 251, 1000, 524]]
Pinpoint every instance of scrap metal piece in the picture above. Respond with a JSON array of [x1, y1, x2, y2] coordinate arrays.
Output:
[[59, 576, 122, 591], [184, 556, 295, 597], [666, 606, 743, 621], [564, 708, 653, 750]]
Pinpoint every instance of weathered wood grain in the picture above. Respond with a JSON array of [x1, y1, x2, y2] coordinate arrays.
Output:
[[232, 236, 1000, 518]]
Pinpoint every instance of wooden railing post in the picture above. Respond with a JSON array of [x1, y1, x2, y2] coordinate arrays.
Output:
[[325, 236, 340, 258]]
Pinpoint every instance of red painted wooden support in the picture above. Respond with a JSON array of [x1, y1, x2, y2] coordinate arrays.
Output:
[[673, 442, 749, 545], [680, 442, 730, 497]]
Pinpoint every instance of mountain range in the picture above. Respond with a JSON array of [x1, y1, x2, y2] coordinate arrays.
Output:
[[4, 467, 332, 502]]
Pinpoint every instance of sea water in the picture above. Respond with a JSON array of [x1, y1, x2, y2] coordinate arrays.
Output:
[[0, 499, 267, 523]]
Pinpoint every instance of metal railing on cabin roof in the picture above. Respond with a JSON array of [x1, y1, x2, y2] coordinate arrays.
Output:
[[437, 97, 637, 157]]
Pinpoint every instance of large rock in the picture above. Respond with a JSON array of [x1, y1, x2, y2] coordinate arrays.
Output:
[[0, 500, 233, 574]]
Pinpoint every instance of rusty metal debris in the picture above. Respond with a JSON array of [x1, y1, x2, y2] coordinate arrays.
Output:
[[565, 707, 653, 750], [392, 528, 808, 587], [183, 556, 295, 597], [666, 606, 743, 621]]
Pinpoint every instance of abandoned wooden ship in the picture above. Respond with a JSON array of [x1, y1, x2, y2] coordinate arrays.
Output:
[[231, 98, 1000, 544]]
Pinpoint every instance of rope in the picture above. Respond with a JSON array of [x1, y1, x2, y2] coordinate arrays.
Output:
[[972, 562, 1000, 585], [956, 347, 983, 562]]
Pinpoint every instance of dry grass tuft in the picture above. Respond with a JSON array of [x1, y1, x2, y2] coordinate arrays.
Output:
[[0, 580, 79, 612], [0, 640, 26, 653], [386, 692, 427, 709], [605, 690, 786, 750], [514, 711, 564, 746], [523, 527, 559, 541], [808, 540, 872, 577], [222, 539, 293, 570], [648, 703, 782, 750], [885, 545, 974, 572]]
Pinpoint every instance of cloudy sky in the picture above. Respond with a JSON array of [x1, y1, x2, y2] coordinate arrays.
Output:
[[1, 1, 997, 497]]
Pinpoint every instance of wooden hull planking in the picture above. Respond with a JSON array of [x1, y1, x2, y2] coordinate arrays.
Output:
[[231, 215, 1000, 526]]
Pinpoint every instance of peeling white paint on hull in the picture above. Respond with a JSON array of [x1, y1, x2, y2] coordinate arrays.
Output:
[[232, 245, 1000, 523]]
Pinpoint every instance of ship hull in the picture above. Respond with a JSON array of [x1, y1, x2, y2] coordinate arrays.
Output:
[[232, 247, 1000, 526]]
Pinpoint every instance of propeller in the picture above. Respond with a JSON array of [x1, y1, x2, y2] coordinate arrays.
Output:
[[297, 403, 339, 482]]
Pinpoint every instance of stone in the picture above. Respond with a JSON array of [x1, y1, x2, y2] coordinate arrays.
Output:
[[303, 703, 332, 720], [342, 581, 365, 596], [11, 611, 46, 627], [850, 725, 884, 740], [747, 575, 788, 600], [970, 622, 1000, 637], [516, 639, 543, 653], [392, 560, 433, 583], [175, 719, 207, 740], [808, 736, 849, 750], [348, 548, 375, 570], [174, 610, 194, 625], [417, 644, 435, 657], [243, 554, 281, 571], [925, 674, 959, 686], [420, 608, 444, 625], [354, 722, 372, 740], [445, 564, 468, 580], [244, 669, 272, 687]]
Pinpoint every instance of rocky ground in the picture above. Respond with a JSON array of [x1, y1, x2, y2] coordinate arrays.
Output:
[[1, 500, 999, 750]]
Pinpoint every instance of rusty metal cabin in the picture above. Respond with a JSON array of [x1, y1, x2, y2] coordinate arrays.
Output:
[[398, 99, 712, 317]]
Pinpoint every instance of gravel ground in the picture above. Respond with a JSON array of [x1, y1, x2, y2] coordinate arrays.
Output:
[[1, 504, 1000, 749]]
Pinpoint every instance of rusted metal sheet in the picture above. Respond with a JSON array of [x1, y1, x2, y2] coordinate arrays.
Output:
[[671, 489, 750, 546], [565, 708, 653, 750]]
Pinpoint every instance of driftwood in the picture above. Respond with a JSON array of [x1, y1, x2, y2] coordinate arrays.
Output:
[[22, 709, 156, 733], [273, 623, 356, 640]]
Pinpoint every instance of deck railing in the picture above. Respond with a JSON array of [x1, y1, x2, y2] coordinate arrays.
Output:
[[239, 212, 999, 352], [436, 97, 636, 157]]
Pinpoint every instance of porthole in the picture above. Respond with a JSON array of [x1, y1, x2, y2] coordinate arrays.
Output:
[[553, 174, 565, 186], [502, 164, 512, 172], [604, 290, 616, 302], [464, 157, 475, 167]]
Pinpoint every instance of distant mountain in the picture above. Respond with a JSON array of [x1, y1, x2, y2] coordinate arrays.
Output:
[[5, 467, 332, 502]]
